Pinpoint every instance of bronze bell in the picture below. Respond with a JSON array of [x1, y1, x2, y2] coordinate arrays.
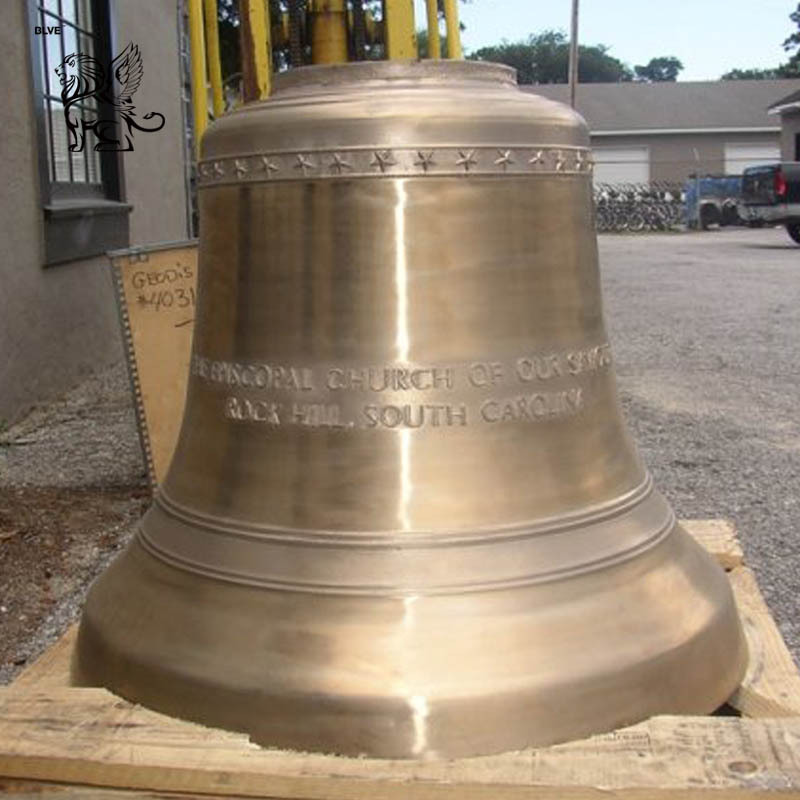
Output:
[[73, 61, 746, 758]]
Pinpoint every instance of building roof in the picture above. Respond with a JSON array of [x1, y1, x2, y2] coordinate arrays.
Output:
[[769, 87, 800, 113], [526, 80, 800, 134]]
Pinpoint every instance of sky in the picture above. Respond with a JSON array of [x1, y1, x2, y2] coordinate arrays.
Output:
[[412, 0, 799, 81]]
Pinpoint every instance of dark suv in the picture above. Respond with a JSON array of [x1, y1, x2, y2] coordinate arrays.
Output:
[[739, 162, 800, 244]]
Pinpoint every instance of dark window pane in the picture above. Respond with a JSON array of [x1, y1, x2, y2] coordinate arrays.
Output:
[[63, 24, 78, 60], [34, 0, 115, 198], [76, 0, 93, 32], [79, 31, 95, 63], [45, 31, 61, 94], [86, 142, 100, 184], [72, 136, 87, 182], [62, 0, 77, 25], [50, 101, 71, 182], [42, 97, 56, 182]]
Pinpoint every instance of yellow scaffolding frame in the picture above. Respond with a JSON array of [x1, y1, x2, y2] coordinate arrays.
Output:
[[186, 0, 465, 157], [240, 0, 272, 101], [443, 0, 462, 59], [385, 0, 417, 60], [310, 0, 349, 64], [187, 0, 208, 155], [203, 0, 225, 117], [424, 0, 440, 59]]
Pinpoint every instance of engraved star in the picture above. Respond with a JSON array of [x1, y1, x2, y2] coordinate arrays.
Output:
[[553, 150, 565, 171], [414, 151, 435, 172], [494, 149, 514, 170], [575, 151, 594, 173], [198, 162, 213, 179], [328, 153, 353, 174], [455, 150, 478, 171], [213, 161, 225, 178], [234, 158, 248, 177], [370, 150, 397, 172], [294, 154, 316, 175], [528, 149, 544, 166], [259, 156, 280, 175]]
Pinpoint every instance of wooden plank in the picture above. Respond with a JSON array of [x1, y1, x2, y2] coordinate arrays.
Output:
[[682, 518, 744, 570], [729, 566, 800, 717], [3, 519, 799, 798], [9, 625, 77, 692], [0, 689, 799, 798], [0, 781, 166, 798], [1, 781, 797, 800]]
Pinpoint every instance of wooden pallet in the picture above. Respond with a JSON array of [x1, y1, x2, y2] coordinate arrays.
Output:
[[2, 520, 800, 799]]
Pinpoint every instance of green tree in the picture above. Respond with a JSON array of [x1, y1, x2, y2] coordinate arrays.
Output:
[[721, 61, 800, 80], [722, 3, 800, 79], [469, 30, 632, 84], [634, 56, 683, 82], [783, 3, 800, 54], [721, 67, 782, 80], [217, 0, 241, 83], [781, 3, 800, 76], [416, 29, 451, 59]]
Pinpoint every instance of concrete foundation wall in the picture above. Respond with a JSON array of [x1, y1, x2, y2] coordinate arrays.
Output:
[[0, 0, 188, 425]]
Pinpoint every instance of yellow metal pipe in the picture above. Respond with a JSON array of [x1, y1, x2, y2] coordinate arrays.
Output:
[[311, 0, 348, 64], [241, 0, 271, 101], [385, 0, 417, 60], [425, 0, 440, 59], [187, 0, 208, 155], [203, 0, 225, 117], [443, 0, 462, 59]]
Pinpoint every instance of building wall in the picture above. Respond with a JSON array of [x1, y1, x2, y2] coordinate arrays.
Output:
[[115, 0, 190, 244], [589, 130, 781, 184], [0, 0, 188, 425], [779, 111, 800, 161]]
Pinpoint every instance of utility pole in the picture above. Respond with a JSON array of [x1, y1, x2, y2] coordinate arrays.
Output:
[[568, 0, 579, 108]]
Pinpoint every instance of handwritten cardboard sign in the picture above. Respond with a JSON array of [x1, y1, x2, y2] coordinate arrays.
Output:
[[110, 241, 198, 488]]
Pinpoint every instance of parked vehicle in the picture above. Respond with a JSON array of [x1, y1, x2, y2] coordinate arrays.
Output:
[[684, 175, 743, 230], [739, 163, 800, 244]]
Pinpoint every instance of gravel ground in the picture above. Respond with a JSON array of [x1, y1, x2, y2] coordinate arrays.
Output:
[[0, 225, 797, 682], [0, 364, 144, 488], [601, 226, 800, 662], [0, 363, 147, 683]]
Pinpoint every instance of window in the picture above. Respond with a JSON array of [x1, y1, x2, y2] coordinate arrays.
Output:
[[28, 0, 130, 265]]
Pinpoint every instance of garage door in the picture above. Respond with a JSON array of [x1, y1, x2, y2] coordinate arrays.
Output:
[[592, 146, 650, 184], [724, 142, 780, 175]]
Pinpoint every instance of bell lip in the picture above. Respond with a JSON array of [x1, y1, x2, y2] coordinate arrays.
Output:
[[72, 527, 748, 759], [271, 59, 518, 96]]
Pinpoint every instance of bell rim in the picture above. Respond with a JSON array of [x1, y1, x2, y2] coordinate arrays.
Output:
[[73, 525, 748, 759]]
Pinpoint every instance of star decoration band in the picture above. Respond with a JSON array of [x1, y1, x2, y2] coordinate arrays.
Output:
[[198, 145, 593, 185]]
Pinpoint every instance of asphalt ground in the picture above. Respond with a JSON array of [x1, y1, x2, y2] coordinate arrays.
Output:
[[600, 226, 800, 662]]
